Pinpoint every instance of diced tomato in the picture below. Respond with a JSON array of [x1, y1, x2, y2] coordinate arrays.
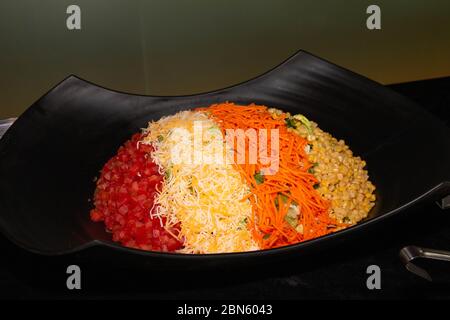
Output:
[[90, 133, 182, 252]]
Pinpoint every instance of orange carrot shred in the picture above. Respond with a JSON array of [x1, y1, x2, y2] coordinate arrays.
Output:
[[196, 102, 338, 249]]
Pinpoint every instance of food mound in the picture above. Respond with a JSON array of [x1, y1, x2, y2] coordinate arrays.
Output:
[[90, 103, 376, 253]]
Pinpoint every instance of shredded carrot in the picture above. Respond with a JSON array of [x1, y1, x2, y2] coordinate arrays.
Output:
[[196, 102, 340, 249]]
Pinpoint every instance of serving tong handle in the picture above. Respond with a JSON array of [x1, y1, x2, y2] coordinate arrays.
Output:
[[437, 195, 450, 210], [400, 245, 450, 281]]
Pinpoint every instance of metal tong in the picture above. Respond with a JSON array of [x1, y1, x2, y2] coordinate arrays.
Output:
[[399, 196, 450, 281], [400, 245, 450, 281]]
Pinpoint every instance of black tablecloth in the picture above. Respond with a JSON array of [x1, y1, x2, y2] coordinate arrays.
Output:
[[1, 77, 450, 300]]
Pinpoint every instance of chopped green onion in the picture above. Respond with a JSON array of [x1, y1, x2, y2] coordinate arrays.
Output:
[[285, 214, 298, 228], [293, 114, 313, 135], [254, 171, 264, 185], [285, 117, 297, 128], [287, 114, 314, 134], [164, 169, 171, 179], [274, 193, 288, 209]]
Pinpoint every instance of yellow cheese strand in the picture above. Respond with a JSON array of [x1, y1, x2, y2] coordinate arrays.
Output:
[[141, 110, 259, 254]]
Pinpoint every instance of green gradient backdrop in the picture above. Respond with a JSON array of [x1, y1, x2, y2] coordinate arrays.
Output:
[[1, 0, 449, 118]]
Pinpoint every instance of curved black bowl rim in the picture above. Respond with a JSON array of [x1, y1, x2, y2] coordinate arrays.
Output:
[[1, 49, 449, 259]]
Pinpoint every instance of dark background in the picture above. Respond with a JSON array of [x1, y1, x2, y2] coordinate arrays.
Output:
[[1, 0, 450, 118]]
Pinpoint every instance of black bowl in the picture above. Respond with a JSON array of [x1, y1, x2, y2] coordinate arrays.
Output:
[[0, 50, 449, 269]]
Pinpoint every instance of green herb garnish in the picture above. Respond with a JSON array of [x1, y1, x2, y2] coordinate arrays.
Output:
[[285, 117, 297, 128], [275, 193, 292, 209], [254, 171, 265, 185], [293, 114, 313, 135], [164, 169, 171, 179], [309, 163, 319, 174], [285, 214, 298, 228]]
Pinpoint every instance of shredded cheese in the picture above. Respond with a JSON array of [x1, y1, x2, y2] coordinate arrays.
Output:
[[141, 110, 259, 253]]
